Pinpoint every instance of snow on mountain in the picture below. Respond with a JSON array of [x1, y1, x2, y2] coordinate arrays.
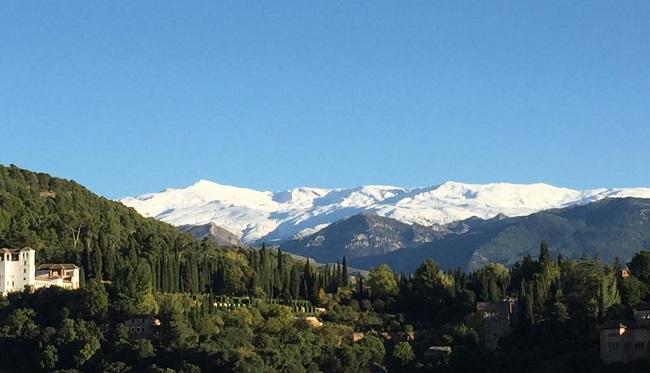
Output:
[[119, 180, 650, 243]]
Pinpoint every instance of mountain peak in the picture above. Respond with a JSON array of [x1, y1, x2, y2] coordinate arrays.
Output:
[[121, 180, 650, 243]]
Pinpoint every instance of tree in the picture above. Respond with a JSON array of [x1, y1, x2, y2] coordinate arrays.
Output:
[[549, 301, 570, 323], [342, 256, 349, 287], [289, 265, 300, 299], [0, 308, 39, 339], [620, 276, 648, 306], [164, 315, 199, 350], [598, 273, 621, 318], [539, 240, 551, 268], [520, 280, 535, 326], [392, 342, 415, 366], [629, 251, 650, 284], [113, 259, 158, 316], [39, 345, 58, 371], [367, 265, 398, 298], [89, 244, 103, 280], [81, 279, 109, 319]]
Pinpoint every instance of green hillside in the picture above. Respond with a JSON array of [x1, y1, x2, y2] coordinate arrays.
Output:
[[0, 163, 187, 266], [0, 164, 344, 300]]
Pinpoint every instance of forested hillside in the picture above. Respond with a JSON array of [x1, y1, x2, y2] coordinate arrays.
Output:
[[2, 164, 650, 372], [0, 163, 184, 267], [0, 164, 347, 300]]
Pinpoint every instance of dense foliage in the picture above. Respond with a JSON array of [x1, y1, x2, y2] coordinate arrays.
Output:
[[0, 165, 343, 300], [2, 164, 650, 372]]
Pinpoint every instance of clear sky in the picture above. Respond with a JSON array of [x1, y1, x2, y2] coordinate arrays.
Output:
[[1, 1, 649, 198]]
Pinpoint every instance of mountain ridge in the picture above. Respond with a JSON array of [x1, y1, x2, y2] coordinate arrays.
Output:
[[345, 197, 650, 272], [120, 179, 650, 243], [177, 222, 242, 246]]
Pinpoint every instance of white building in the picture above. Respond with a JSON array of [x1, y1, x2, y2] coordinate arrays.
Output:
[[0, 247, 80, 295], [34, 263, 80, 290]]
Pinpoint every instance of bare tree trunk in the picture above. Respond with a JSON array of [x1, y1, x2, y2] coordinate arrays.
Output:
[[71, 226, 81, 249]]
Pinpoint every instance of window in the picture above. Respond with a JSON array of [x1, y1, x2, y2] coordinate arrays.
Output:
[[624, 342, 632, 351], [609, 342, 620, 351], [635, 342, 645, 350]]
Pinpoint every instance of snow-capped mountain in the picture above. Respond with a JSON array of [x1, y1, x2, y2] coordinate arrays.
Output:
[[119, 180, 650, 243]]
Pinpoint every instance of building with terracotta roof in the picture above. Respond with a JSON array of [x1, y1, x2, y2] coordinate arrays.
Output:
[[600, 302, 650, 363], [0, 247, 79, 295], [35, 263, 80, 290]]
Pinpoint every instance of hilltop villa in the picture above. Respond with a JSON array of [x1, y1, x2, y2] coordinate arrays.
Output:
[[0, 247, 79, 295], [600, 302, 650, 363]]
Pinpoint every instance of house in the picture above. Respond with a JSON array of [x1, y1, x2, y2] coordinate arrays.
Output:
[[424, 346, 452, 360], [35, 263, 80, 290], [476, 297, 518, 349], [600, 302, 650, 363], [125, 315, 160, 339], [0, 247, 80, 295]]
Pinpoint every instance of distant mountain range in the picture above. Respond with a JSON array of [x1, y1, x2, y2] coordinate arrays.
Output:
[[280, 213, 444, 261], [342, 198, 650, 271], [121, 180, 650, 243]]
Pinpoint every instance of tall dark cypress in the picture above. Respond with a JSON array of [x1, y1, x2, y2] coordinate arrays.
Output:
[[342, 256, 349, 286], [539, 240, 551, 268], [301, 259, 312, 299], [289, 265, 300, 300], [89, 244, 103, 280]]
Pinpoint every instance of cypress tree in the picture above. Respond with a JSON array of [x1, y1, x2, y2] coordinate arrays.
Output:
[[301, 259, 312, 299], [90, 244, 103, 280], [522, 280, 535, 325], [289, 265, 300, 299], [342, 256, 349, 286], [312, 271, 320, 303], [103, 246, 116, 281], [539, 240, 551, 268]]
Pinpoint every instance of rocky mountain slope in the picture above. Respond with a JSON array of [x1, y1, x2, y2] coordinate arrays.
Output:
[[177, 222, 242, 246], [280, 213, 442, 262], [345, 198, 650, 272]]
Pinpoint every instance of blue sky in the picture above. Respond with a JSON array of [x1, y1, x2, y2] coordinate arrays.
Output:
[[1, 1, 649, 198]]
